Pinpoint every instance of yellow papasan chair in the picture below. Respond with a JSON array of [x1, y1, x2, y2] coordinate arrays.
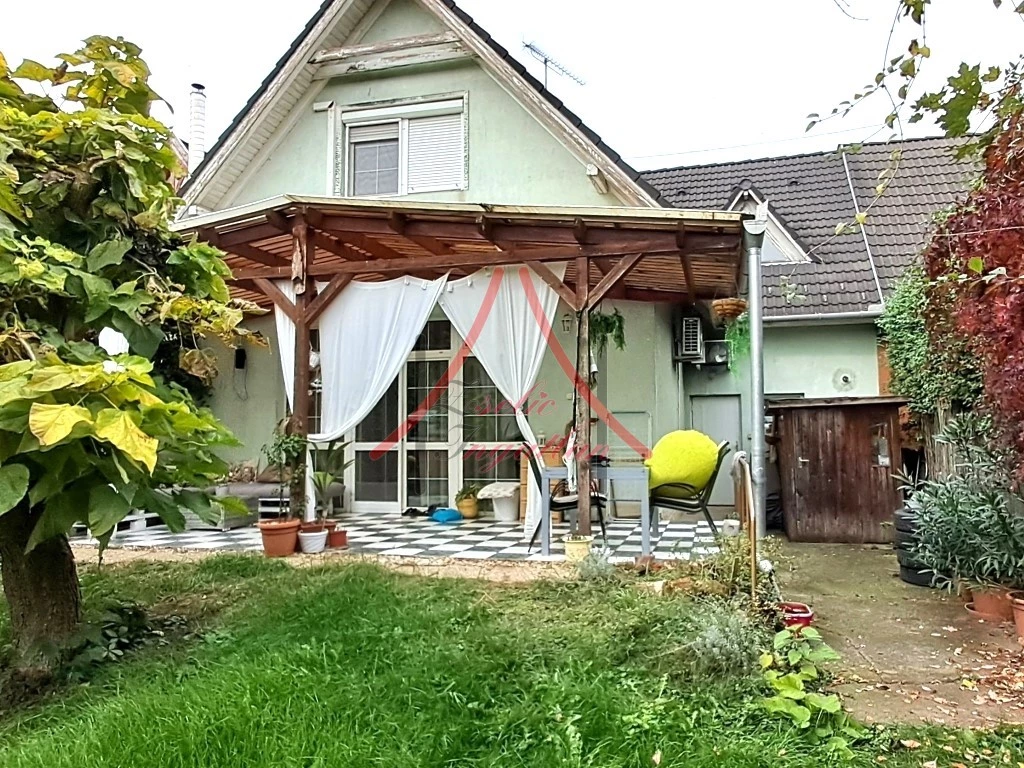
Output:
[[644, 430, 730, 535]]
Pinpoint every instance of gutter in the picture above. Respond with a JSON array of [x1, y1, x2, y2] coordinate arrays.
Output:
[[842, 151, 886, 306], [765, 309, 882, 325]]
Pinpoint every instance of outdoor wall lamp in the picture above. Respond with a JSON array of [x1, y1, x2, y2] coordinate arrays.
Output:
[[561, 313, 574, 332]]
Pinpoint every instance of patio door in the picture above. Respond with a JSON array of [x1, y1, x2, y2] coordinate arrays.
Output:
[[346, 319, 522, 513]]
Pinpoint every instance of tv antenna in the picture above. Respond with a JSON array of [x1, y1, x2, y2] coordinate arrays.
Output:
[[523, 41, 585, 90]]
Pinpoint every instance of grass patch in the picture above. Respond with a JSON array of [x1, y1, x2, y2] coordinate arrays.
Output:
[[0, 555, 1020, 767]]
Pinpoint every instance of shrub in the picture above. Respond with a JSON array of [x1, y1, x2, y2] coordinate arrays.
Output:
[[908, 416, 1024, 587], [652, 598, 770, 685]]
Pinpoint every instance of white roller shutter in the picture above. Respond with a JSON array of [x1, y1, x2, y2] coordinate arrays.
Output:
[[406, 113, 465, 193], [348, 122, 399, 143]]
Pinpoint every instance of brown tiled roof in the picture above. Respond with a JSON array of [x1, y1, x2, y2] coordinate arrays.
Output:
[[642, 137, 975, 317]]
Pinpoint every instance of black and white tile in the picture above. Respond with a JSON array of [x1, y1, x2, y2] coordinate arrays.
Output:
[[78, 511, 717, 562]]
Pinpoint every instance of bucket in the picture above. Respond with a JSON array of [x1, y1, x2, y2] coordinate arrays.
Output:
[[779, 601, 815, 629]]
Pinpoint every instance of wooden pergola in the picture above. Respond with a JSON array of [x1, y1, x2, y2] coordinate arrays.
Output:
[[175, 196, 748, 532]]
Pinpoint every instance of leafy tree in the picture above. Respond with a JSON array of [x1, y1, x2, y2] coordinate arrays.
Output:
[[0, 38, 256, 680], [817, 0, 1024, 157], [923, 115, 1024, 477]]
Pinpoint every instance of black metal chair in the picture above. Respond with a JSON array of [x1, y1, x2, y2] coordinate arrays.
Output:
[[525, 450, 608, 550], [648, 441, 731, 537]]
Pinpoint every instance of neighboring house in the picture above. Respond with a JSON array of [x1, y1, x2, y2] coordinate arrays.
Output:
[[640, 138, 972, 502], [183, 0, 971, 513]]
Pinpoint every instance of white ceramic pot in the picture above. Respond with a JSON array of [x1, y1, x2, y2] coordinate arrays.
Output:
[[298, 529, 328, 554]]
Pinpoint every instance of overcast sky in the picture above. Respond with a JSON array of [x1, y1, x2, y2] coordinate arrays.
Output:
[[2, 1, 1021, 168]]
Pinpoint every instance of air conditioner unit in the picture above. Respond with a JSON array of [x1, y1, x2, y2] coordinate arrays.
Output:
[[672, 315, 704, 362], [702, 340, 729, 367]]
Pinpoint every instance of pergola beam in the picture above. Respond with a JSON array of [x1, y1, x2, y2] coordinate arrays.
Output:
[[575, 256, 592, 537], [529, 262, 580, 311], [587, 253, 642, 307], [677, 226, 698, 300], [307, 274, 353, 325], [249, 278, 298, 322]]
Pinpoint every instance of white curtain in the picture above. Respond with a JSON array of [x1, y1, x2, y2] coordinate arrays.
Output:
[[273, 275, 448, 514], [438, 264, 565, 537], [273, 281, 297, 407]]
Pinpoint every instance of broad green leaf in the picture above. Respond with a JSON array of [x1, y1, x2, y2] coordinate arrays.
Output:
[[136, 487, 185, 530], [763, 695, 811, 727], [112, 313, 163, 357], [0, 377, 28, 407], [26, 483, 88, 552], [770, 673, 807, 699], [94, 408, 158, 472], [176, 488, 215, 524], [87, 237, 132, 271], [28, 402, 93, 446], [0, 360, 34, 381], [12, 59, 52, 82], [967, 256, 984, 274], [805, 692, 842, 714], [0, 463, 30, 515], [87, 483, 131, 536]]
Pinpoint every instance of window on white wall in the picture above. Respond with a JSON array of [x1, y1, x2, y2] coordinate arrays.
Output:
[[342, 98, 466, 197]]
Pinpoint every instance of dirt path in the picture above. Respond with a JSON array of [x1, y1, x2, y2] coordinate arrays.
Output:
[[71, 544, 575, 583], [778, 541, 1024, 729]]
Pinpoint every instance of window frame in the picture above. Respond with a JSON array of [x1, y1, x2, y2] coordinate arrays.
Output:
[[341, 97, 466, 197]]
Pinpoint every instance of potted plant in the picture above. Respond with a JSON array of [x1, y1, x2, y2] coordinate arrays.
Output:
[[908, 416, 1024, 621], [564, 532, 594, 563], [455, 484, 481, 519], [257, 423, 307, 557], [314, 439, 352, 547]]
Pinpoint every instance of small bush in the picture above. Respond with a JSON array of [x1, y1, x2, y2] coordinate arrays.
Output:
[[651, 598, 770, 685], [575, 547, 618, 582]]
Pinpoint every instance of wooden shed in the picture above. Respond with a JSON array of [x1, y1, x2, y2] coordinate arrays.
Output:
[[768, 397, 906, 544]]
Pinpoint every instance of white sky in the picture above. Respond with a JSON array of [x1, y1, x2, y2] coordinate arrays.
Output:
[[2, 1, 1021, 168]]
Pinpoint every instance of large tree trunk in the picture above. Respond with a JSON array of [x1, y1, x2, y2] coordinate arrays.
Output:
[[0, 504, 81, 680]]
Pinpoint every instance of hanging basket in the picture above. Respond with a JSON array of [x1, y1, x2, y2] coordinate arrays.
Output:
[[712, 298, 748, 321]]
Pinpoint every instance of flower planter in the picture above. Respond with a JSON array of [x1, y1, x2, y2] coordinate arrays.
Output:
[[564, 536, 593, 563], [712, 298, 747, 321], [456, 497, 479, 519], [779, 602, 815, 629], [327, 527, 348, 549], [971, 585, 1014, 623], [298, 529, 328, 554], [258, 519, 300, 557], [300, 521, 328, 533], [1010, 591, 1024, 642]]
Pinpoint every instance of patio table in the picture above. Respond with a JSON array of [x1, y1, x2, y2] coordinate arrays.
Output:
[[538, 464, 652, 557]]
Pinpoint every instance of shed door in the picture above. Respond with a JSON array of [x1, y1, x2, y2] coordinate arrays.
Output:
[[690, 395, 741, 507]]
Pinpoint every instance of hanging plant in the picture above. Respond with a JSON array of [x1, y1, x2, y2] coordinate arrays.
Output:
[[724, 312, 750, 370], [589, 308, 626, 356]]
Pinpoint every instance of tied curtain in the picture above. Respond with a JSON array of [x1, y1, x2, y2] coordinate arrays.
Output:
[[272, 266, 564, 531], [438, 264, 565, 537], [274, 275, 448, 513]]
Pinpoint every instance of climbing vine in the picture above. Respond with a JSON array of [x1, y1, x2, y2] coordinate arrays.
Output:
[[923, 113, 1024, 474], [877, 267, 980, 418]]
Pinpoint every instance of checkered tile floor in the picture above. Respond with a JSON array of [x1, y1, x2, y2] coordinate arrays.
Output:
[[85, 512, 717, 562]]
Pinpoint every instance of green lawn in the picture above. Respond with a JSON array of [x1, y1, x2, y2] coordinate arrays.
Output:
[[0, 555, 1020, 767]]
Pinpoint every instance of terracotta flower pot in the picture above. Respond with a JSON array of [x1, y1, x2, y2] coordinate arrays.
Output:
[[1010, 591, 1024, 643], [258, 519, 300, 557], [328, 528, 348, 549], [971, 585, 1014, 622]]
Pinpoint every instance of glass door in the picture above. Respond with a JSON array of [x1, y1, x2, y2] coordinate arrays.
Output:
[[405, 358, 451, 508], [350, 379, 400, 510]]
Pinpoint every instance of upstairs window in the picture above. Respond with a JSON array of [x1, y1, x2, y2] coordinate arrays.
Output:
[[342, 98, 466, 197]]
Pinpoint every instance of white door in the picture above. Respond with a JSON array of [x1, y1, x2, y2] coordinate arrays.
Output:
[[689, 394, 742, 507]]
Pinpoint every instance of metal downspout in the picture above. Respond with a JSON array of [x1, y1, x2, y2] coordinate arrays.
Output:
[[842, 151, 885, 306], [743, 206, 769, 540]]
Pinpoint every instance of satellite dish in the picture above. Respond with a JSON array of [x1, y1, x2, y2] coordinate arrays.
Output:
[[832, 368, 857, 392]]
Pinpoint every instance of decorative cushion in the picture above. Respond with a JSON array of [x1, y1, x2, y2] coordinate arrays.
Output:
[[644, 430, 719, 495], [430, 508, 463, 524]]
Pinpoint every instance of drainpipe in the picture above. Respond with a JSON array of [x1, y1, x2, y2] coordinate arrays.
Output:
[[188, 83, 207, 174], [743, 203, 769, 539]]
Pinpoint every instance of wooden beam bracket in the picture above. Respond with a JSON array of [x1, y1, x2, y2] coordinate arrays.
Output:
[[306, 274, 353, 325], [529, 262, 581, 311], [587, 253, 643, 308]]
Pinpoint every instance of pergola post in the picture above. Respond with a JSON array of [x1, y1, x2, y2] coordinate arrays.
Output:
[[575, 256, 592, 537], [290, 220, 313, 520]]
